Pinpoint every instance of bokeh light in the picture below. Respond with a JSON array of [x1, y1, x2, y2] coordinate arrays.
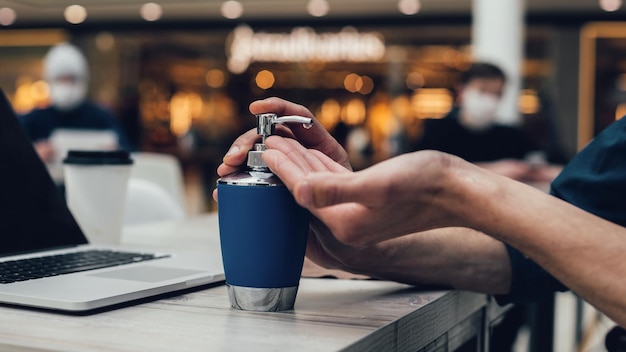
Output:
[[206, 69, 227, 88], [341, 99, 366, 125], [411, 88, 454, 119], [398, 0, 421, 15], [140, 2, 163, 21], [95, 32, 115, 52], [255, 70, 275, 89], [221, 1, 244, 19], [518, 89, 541, 115], [64, 5, 87, 24], [307, 0, 330, 17], [317, 98, 341, 130], [359, 76, 374, 95], [406, 72, 425, 90], [599, 0, 622, 11], [344, 73, 361, 93], [0, 7, 17, 26]]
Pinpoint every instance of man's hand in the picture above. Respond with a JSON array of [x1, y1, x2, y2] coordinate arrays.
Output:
[[263, 136, 480, 247], [213, 97, 350, 201]]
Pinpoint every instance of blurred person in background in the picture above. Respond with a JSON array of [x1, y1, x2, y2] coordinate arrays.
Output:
[[411, 62, 561, 184], [20, 42, 131, 163], [413, 61, 562, 351]]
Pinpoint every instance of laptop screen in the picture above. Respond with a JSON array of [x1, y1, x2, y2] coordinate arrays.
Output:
[[0, 89, 87, 256]]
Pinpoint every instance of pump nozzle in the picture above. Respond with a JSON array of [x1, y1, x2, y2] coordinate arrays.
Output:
[[248, 113, 314, 170]]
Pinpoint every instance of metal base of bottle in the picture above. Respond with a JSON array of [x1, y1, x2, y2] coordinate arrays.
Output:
[[227, 285, 298, 312]]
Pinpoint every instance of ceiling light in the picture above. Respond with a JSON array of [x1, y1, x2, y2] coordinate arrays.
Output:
[[0, 7, 16, 26], [599, 0, 622, 11], [307, 0, 329, 17], [221, 1, 243, 19], [398, 0, 421, 15], [64, 5, 87, 24], [140, 3, 163, 21]]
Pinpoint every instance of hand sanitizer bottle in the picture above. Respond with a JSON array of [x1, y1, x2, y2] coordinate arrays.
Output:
[[217, 113, 312, 311]]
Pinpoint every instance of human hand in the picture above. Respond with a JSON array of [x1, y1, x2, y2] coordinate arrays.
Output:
[[213, 97, 350, 201], [263, 136, 475, 247], [34, 141, 55, 162]]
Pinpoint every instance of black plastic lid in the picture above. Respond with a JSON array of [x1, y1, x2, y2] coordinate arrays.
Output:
[[63, 150, 133, 165]]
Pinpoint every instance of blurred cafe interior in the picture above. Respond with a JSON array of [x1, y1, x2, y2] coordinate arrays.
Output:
[[2, 0, 626, 214], [2, 0, 626, 350]]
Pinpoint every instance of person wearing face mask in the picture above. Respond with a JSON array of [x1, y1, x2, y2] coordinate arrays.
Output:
[[20, 43, 131, 163], [412, 62, 560, 183]]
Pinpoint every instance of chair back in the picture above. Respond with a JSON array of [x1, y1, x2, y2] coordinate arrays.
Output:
[[130, 152, 186, 211], [124, 178, 185, 225]]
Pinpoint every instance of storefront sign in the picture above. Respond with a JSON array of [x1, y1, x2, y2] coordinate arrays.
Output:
[[227, 25, 386, 73]]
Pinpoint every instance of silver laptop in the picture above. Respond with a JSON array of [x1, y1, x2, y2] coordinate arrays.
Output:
[[0, 89, 224, 312]]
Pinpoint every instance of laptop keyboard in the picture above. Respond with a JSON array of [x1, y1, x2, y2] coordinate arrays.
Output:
[[0, 249, 170, 284]]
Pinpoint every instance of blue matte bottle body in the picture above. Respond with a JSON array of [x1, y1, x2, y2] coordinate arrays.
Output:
[[217, 183, 310, 288]]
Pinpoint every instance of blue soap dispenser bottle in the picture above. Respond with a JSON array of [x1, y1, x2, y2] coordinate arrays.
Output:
[[217, 113, 312, 311]]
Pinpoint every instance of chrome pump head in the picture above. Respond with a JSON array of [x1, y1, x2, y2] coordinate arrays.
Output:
[[247, 113, 313, 171]]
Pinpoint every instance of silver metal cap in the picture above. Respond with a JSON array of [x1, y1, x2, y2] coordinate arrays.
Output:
[[227, 285, 299, 311], [217, 169, 284, 186], [246, 143, 267, 170]]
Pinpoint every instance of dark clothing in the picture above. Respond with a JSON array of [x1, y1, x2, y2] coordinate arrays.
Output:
[[20, 101, 132, 150], [496, 115, 626, 304], [413, 108, 536, 162]]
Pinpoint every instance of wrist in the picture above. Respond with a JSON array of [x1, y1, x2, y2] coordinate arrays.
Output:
[[442, 158, 502, 232]]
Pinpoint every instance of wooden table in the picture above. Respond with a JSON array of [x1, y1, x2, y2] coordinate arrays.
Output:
[[0, 214, 500, 352]]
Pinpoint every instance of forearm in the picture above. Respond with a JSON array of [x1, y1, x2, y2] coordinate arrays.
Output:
[[346, 227, 512, 295], [462, 168, 626, 326]]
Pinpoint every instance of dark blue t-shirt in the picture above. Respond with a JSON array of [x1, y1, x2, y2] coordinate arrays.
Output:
[[496, 116, 626, 304], [20, 101, 132, 150]]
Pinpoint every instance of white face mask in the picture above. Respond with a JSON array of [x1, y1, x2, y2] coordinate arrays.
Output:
[[49, 82, 87, 112], [460, 88, 500, 131]]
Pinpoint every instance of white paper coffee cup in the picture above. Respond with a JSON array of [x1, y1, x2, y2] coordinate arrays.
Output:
[[63, 150, 133, 245]]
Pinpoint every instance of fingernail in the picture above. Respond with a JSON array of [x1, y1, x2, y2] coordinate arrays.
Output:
[[298, 181, 312, 206], [225, 146, 239, 157]]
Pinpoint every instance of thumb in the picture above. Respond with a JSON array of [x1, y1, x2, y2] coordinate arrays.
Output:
[[295, 172, 371, 208]]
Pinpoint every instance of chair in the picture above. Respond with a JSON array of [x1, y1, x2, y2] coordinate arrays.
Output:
[[129, 152, 187, 212], [124, 178, 185, 225]]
